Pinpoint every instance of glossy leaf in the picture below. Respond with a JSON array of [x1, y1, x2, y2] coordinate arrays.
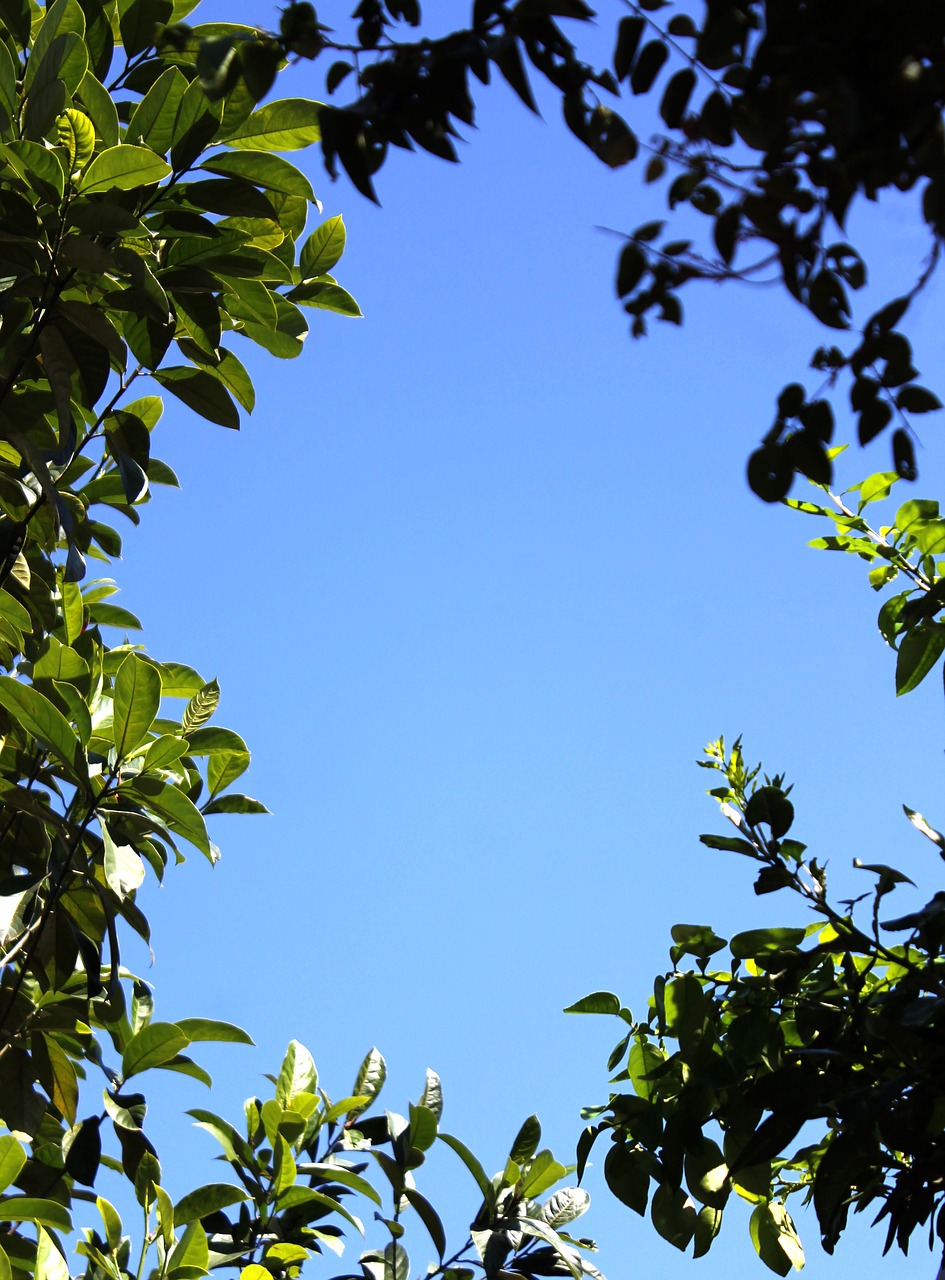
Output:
[[0, 676, 83, 776], [221, 98, 322, 151], [122, 1022, 191, 1078], [78, 145, 171, 193], [113, 652, 162, 758], [173, 1183, 249, 1226]]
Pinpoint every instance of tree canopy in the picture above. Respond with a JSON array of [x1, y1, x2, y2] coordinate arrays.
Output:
[[173, 0, 945, 497]]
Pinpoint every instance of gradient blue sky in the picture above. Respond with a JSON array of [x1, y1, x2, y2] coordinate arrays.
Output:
[[106, 4, 945, 1277]]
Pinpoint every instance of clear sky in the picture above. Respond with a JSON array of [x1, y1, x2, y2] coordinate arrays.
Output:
[[106, 4, 945, 1278]]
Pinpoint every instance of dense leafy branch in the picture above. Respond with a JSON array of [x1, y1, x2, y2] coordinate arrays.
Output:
[[571, 731, 945, 1273]]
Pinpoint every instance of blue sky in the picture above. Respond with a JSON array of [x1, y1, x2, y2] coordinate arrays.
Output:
[[103, 4, 945, 1277]]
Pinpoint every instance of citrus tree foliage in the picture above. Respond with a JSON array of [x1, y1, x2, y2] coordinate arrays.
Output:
[[179, 0, 945, 499], [786, 465, 945, 700], [570, 732, 945, 1273], [568, 464, 945, 1275], [0, 8, 602, 1280]]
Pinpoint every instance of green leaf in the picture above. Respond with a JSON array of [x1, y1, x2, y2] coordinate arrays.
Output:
[[57, 108, 96, 170], [351, 1046, 386, 1113], [276, 1040, 317, 1105], [25, 0, 85, 91], [750, 1201, 804, 1275], [323, 1095, 371, 1123], [127, 776, 213, 860], [207, 748, 249, 795], [0, 1138, 26, 1195], [743, 786, 794, 837], [182, 679, 220, 731], [199, 150, 317, 200], [126, 66, 188, 154], [407, 1102, 438, 1152], [541, 1187, 590, 1229], [699, 832, 757, 854], [212, 349, 255, 413], [141, 734, 190, 772], [895, 498, 938, 536], [576, 1125, 601, 1183], [152, 662, 205, 698], [167, 1221, 209, 1277], [221, 98, 322, 150], [188, 1110, 254, 1165], [78, 144, 171, 194], [89, 603, 143, 631], [174, 1019, 253, 1046], [152, 368, 240, 429], [95, 1198, 122, 1252], [304, 1162, 381, 1206], [169, 81, 223, 173], [509, 1114, 541, 1163], [729, 927, 806, 960], [403, 1188, 445, 1259], [628, 1038, 665, 1101], [102, 822, 146, 899], [201, 793, 270, 815], [35, 1226, 71, 1280], [33, 637, 89, 681], [0, 1198, 72, 1231], [286, 280, 362, 316], [78, 71, 120, 146], [520, 1150, 567, 1198], [122, 1022, 191, 1077], [276, 1185, 364, 1234], [564, 991, 621, 1015], [113, 652, 162, 758], [684, 1139, 729, 1209], [895, 621, 945, 695], [119, 0, 173, 55], [651, 1183, 696, 1251], [670, 923, 727, 960], [693, 1204, 723, 1259], [438, 1133, 496, 1212], [0, 140, 64, 200], [0, 676, 83, 777], [299, 216, 346, 277], [154, 1185, 174, 1248], [173, 1183, 249, 1226], [664, 973, 705, 1038]]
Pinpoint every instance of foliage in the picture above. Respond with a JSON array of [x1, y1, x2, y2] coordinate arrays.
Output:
[[5, 0, 943, 1277], [181, 0, 945, 499], [0, 9, 601, 1280], [570, 727, 945, 1273], [786, 466, 945, 698]]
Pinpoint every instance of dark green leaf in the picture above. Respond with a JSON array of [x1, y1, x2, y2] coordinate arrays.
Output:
[[152, 368, 240, 429], [895, 621, 945, 695]]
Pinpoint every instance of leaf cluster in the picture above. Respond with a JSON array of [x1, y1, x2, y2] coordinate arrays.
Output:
[[0, 0, 369, 1272], [571, 737, 945, 1272], [785, 465, 945, 696]]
